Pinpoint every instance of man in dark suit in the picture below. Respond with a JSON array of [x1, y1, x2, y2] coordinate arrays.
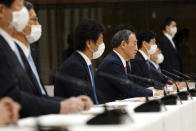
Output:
[[54, 19, 105, 104], [159, 17, 183, 74], [95, 29, 163, 104], [130, 30, 161, 88], [0, 0, 92, 118], [149, 47, 168, 84]]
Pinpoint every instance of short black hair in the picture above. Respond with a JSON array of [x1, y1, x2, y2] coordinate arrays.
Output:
[[74, 19, 105, 51], [137, 30, 156, 49], [161, 17, 176, 31], [111, 29, 133, 48], [0, 0, 14, 7], [114, 24, 137, 34], [24, 1, 34, 11]]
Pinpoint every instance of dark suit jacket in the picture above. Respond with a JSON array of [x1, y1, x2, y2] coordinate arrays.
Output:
[[159, 34, 183, 74], [130, 51, 154, 88], [54, 52, 102, 104], [149, 62, 168, 86], [30, 43, 40, 75], [0, 35, 60, 118], [95, 51, 153, 104]]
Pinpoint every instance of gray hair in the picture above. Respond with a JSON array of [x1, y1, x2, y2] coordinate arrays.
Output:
[[111, 29, 133, 48]]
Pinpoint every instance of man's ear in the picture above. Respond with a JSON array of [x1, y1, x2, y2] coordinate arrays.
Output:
[[120, 40, 127, 49], [142, 41, 146, 48], [86, 40, 91, 49]]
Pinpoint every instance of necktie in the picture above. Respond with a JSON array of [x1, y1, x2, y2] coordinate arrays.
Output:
[[27, 54, 46, 95], [89, 64, 99, 105], [146, 59, 151, 69], [124, 65, 127, 74], [16, 44, 46, 95]]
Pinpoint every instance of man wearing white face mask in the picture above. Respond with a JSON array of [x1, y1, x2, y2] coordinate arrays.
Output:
[[130, 30, 159, 88], [54, 19, 105, 105], [149, 48, 169, 84], [159, 17, 183, 76], [150, 48, 187, 90], [0, 0, 93, 118]]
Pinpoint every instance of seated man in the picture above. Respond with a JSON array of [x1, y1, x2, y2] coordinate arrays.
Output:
[[130, 30, 159, 88], [0, 0, 92, 118], [150, 48, 186, 89], [0, 97, 20, 126], [95, 29, 163, 103], [54, 19, 105, 104]]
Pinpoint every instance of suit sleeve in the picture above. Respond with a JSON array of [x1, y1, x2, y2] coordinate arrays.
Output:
[[0, 55, 60, 118], [103, 61, 153, 97], [54, 62, 92, 98]]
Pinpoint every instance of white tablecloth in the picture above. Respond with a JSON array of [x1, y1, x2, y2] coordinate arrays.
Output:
[[3, 82, 196, 131], [15, 97, 196, 131]]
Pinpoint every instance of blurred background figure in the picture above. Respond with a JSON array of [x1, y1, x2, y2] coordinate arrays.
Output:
[[159, 17, 183, 75]]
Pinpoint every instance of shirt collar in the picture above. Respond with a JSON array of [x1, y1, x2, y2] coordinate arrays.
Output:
[[14, 39, 30, 58], [150, 60, 160, 70], [139, 50, 149, 61], [164, 33, 176, 49], [164, 33, 173, 41], [0, 28, 15, 51], [113, 50, 126, 67], [77, 50, 92, 66]]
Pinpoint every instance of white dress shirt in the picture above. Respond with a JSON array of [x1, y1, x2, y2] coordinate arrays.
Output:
[[164, 33, 176, 49], [113, 50, 126, 68], [139, 50, 149, 61]]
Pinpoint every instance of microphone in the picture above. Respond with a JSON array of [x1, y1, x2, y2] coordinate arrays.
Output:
[[173, 70, 196, 97], [54, 71, 109, 104], [127, 73, 178, 105], [55, 72, 92, 93], [97, 72, 162, 112], [162, 70, 192, 100], [87, 104, 133, 125], [149, 67, 182, 104]]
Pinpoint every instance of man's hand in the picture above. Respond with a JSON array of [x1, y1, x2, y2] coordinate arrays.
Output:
[[77, 95, 93, 110], [60, 96, 93, 114], [154, 90, 164, 96], [0, 97, 21, 125]]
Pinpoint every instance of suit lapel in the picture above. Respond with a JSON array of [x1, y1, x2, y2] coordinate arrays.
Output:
[[0, 35, 41, 95], [74, 52, 92, 82]]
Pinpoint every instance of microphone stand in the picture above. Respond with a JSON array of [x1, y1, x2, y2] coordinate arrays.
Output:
[[127, 73, 178, 106], [96, 72, 163, 112], [162, 70, 192, 100], [173, 70, 196, 97]]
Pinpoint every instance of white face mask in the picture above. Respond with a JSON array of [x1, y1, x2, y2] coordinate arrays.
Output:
[[26, 25, 42, 44], [10, 7, 29, 32], [92, 43, 105, 59], [146, 44, 157, 55], [169, 27, 177, 38], [156, 53, 164, 64]]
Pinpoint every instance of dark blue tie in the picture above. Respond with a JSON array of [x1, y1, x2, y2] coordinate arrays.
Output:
[[89, 64, 99, 104], [146, 60, 150, 69]]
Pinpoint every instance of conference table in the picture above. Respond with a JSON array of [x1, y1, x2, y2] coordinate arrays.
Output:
[[1, 83, 196, 131]]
